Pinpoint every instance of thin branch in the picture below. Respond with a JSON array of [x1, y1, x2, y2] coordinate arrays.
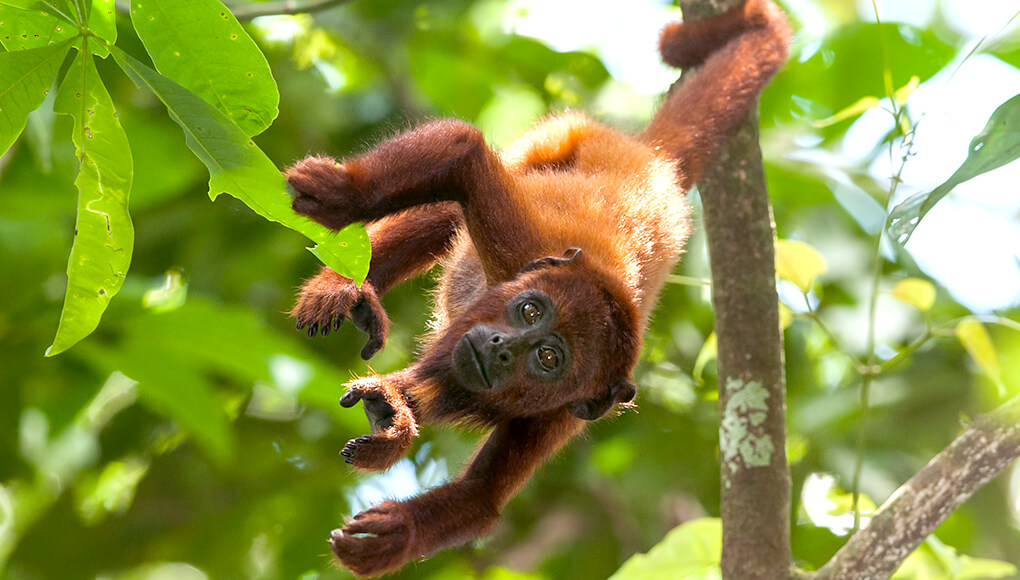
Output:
[[113, 0, 355, 22], [814, 396, 1020, 580]]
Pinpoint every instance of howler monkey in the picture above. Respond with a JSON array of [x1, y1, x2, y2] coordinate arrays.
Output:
[[284, 0, 789, 575]]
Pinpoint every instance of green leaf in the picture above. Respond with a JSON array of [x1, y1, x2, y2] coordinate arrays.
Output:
[[87, 0, 116, 47], [48, 51, 134, 356], [0, 38, 73, 156], [0, 4, 76, 51], [955, 555, 1018, 579], [120, 345, 235, 464], [955, 319, 1005, 397], [775, 239, 828, 293], [890, 278, 936, 312], [611, 518, 722, 580], [111, 46, 370, 283], [130, 0, 278, 137], [692, 331, 717, 386], [890, 94, 1020, 242]]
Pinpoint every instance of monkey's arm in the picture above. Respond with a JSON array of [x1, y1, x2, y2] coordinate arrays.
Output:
[[640, 0, 790, 187], [285, 120, 541, 280], [292, 203, 463, 358], [330, 411, 584, 578]]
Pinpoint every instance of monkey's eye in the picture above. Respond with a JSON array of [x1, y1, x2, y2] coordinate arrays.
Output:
[[521, 302, 542, 325], [536, 346, 560, 370]]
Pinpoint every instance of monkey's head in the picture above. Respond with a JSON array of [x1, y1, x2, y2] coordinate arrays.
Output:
[[426, 249, 641, 421]]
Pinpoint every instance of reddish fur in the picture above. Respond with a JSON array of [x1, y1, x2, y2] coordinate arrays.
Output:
[[285, 1, 789, 576]]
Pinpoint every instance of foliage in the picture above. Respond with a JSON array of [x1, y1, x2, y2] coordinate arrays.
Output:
[[1, 0, 1019, 579]]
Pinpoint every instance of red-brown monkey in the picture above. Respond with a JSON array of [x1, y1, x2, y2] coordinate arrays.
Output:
[[284, 0, 789, 576]]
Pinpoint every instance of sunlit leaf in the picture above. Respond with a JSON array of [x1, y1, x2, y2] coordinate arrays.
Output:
[[610, 518, 721, 580], [75, 456, 149, 525], [775, 239, 827, 293], [111, 47, 370, 283], [692, 332, 717, 386], [893, 76, 920, 105], [142, 270, 188, 312], [0, 38, 73, 156], [890, 278, 936, 312], [955, 319, 1004, 397], [131, 0, 278, 137], [48, 51, 133, 356], [778, 302, 793, 330], [812, 96, 879, 128], [956, 555, 1018, 579], [87, 0, 116, 49], [890, 94, 1020, 243], [0, 3, 76, 51]]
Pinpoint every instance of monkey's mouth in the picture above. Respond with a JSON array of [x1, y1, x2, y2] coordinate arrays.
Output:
[[452, 335, 493, 391]]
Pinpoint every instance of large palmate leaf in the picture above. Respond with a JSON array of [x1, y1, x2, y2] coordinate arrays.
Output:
[[111, 47, 370, 282], [131, 0, 278, 137], [48, 51, 134, 356], [0, 38, 73, 155], [0, 3, 76, 51], [889, 94, 1020, 243]]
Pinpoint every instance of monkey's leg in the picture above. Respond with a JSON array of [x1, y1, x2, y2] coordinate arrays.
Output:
[[330, 411, 584, 577], [292, 203, 463, 359]]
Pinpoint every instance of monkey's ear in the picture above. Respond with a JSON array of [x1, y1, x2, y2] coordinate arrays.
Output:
[[519, 248, 582, 275], [566, 379, 637, 421]]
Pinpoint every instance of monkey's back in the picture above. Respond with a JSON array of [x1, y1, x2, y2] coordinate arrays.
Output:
[[434, 112, 691, 331]]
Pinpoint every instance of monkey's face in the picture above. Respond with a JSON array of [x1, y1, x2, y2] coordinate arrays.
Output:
[[428, 258, 640, 421], [452, 288, 571, 393]]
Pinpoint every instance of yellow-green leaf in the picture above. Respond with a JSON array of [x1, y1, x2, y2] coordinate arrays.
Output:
[[812, 96, 879, 128], [692, 332, 717, 386], [890, 278, 936, 312], [0, 38, 73, 155], [955, 319, 1004, 396], [893, 76, 920, 106], [775, 239, 827, 293], [48, 51, 133, 356]]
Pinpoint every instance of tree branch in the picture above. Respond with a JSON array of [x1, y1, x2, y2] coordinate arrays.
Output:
[[114, 0, 355, 22], [678, 1, 792, 578], [814, 396, 1020, 580]]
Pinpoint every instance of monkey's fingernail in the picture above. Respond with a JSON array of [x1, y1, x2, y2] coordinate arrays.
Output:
[[321, 323, 331, 337], [340, 448, 353, 458], [340, 392, 358, 407], [307, 323, 318, 338], [334, 315, 344, 330], [295, 317, 305, 329]]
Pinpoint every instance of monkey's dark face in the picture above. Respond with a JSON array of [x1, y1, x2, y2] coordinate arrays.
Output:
[[425, 260, 640, 420], [452, 289, 572, 392]]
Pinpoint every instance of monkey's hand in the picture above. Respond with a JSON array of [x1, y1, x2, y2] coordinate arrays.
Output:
[[285, 155, 364, 231], [339, 376, 418, 471], [291, 267, 389, 360], [329, 501, 414, 578], [330, 480, 498, 577]]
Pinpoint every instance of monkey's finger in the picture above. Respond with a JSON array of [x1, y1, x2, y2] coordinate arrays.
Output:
[[340, 391, 364, 407], [361, 337, 384, 360], [350, 297, 376, 334]]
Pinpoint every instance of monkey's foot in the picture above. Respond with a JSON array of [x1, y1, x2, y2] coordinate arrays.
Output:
[[330, 501, 415, 578]]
